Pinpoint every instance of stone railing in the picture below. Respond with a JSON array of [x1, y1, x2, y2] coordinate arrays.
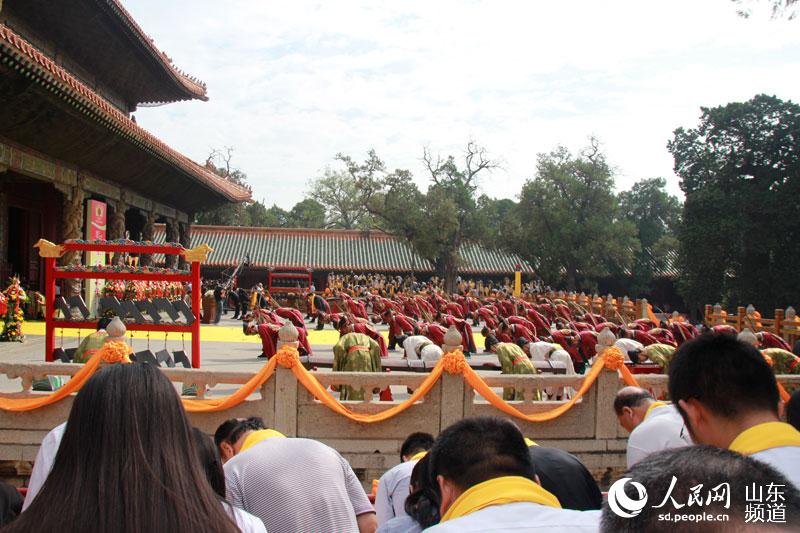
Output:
[[0, 363, 797, 490], [705, 304, 800, 343]]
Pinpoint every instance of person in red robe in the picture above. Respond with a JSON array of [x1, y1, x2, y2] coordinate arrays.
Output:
[[444, 302, 465, 319], [548, 329, 585, 373], [711, 324, 738, 336], [400, 296, 420, 319], [576, 330, 599, 363], [438, 313, 477, 354], [757, 331, 792, 352], [414, 296, 436, 319], [497, 299, 515, 318], [620, 328, 661, 347], [593, 322, 620, 335], [630, 318, 658, 331], [507, 316, 537, 336], [554, 303, 573, 322], [523, 308, 551, 336], [474, 306, 499, 329], [342, 295, 369, 320], [647, 327, 677, 347], [382, 310, 416, 350], [274, 307, 306, 330], [498, 321, 536, 345], [419, 322, 448, 347], [253, 321, 312, 359], [669, 321, 697, 346]]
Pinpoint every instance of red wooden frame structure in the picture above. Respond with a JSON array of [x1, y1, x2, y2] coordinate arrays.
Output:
[[267, 270, 312, 294], [42, 241, 203, 367]]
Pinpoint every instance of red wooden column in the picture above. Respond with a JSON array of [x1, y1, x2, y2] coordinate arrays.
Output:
[[44, 257, 56, 362], [191, 260, 201, 368]]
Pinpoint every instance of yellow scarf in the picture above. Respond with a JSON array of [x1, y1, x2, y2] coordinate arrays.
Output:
[[729, 421, 800, 456], [240, 429, 286, 452], [441, 476, 561, 523], [409, 451, 427, 461], [644, 401, 667, 420]]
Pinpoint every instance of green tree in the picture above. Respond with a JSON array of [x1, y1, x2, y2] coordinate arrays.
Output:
[[516, 139, 639, 291], [474, 195, 519, 249], [342, 143, 497, 292], [245, 201, 271, 227], [307, 168, 373, 229], [668, 94, 800, 312], [263, 205, 290, 227], [618, 178, 682, 295], [287, 198, 326, 228]]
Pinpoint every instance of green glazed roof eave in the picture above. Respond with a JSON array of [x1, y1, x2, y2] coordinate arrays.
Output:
[[153, 224, 533, 275]]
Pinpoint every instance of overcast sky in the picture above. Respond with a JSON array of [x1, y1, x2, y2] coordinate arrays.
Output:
[[125, 0, 800, 207]]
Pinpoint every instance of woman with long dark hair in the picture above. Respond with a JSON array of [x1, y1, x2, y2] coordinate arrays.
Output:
[[191, 428, 265, 532], [4, 364, 251, 533]]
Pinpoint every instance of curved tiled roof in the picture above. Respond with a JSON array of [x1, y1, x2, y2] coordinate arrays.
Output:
[[154, 225, 534, 275], [0, 23, 249, 203], [101, 0, 208, 102]]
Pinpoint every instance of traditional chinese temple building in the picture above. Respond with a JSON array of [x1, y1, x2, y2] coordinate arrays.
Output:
[[154, 224, 534, 289], [0, 0, 249, 291]]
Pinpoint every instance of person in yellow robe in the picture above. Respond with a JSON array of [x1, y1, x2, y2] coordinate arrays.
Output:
[[486, 336, 540, 401], [332, 332, 383, 401]]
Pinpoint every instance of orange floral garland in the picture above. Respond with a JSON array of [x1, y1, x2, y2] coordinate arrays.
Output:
[[442, 350, 468, 375], [275, 345, 300, 369], [96, 341, 132, 364], [601, 346, 641, 388]]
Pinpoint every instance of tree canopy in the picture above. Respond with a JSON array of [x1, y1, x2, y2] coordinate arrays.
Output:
[[338, 143, 498, 292], [668, 94, 800, 311], [514, 139, 639, 292], [307, 168, 373, 229], [618, 178, 681, 296]]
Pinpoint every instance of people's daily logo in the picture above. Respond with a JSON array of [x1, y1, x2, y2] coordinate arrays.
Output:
[[608, 477, 649, 518]]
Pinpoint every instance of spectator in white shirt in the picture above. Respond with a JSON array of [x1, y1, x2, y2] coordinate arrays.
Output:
[[224, 429, 377, 533], [375, 432, 434, 526], [614, 386, 692, 468], [425, 416, 600, 532]]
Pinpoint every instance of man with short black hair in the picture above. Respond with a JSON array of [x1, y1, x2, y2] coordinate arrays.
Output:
[[224, 431, 376, 533], [600, 446, 800, 532], [527, 442, 602, 511], [375, 432, 435, 526], [669, 334, 800, 486], [613, 386, 691, 468], [787, 389, 800, 432], [214, 416, 266, 463], [425, 416, 599, 531]]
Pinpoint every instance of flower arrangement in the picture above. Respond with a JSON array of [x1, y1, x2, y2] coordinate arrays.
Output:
[[0, 277, 26, 342], [65, 238, 182, 248], [101, 280, 186, 302], [58, 265, 189, 275], [97, 340, 133, 364]]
